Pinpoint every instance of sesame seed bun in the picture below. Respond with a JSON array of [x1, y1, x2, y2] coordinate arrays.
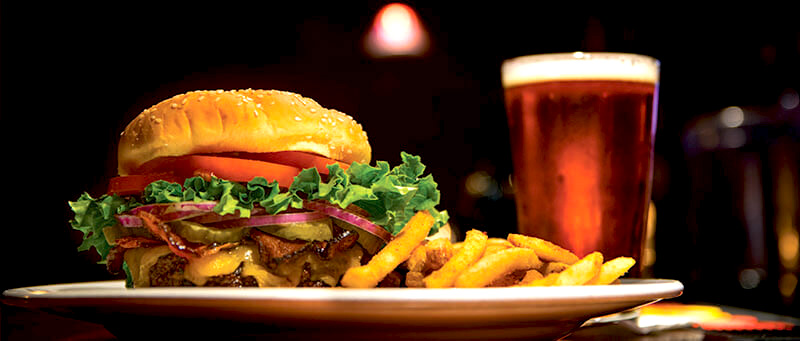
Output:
[[118, 89, 371, 175]]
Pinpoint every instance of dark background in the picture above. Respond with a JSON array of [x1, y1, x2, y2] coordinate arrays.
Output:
[[2, 2, 799, 316]]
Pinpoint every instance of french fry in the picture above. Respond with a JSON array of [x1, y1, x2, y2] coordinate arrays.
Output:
[[423, 229, 487, 288], [405, 241, 429, 272], [341, 211, 434, 288], [519, 269, 544, 284], [553, 252, 603, 286], [424, 238, 454, 272], [522, 272, 559, 286], [488, 270, 527, 287], [405, 238, 453, 274], [484, 244, 511, 256], [454, 248, 543, 288], [484, 238, 514, 256], [542, 262, 569, 275], [586, 257, 636, 285], [487, 237, 514, 248], [507, 234, 579, 264], [405, 271, 425, 288]]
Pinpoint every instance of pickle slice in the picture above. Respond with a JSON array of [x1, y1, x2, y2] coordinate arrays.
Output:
[[103, 225, 157, 245], [255, 218, 334, 241], [169, 220, 249, 244]]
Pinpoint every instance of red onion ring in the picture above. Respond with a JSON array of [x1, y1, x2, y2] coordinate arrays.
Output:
[[205, 211, 328, 229], [302, 200, 393, 243]]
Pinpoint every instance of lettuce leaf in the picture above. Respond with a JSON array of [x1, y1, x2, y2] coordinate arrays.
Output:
[[69, 152, 449, 260], [68, 193, 141, 263]]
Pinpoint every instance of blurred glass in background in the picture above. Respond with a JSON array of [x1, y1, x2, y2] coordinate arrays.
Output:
[[682, 92, 799, 315]]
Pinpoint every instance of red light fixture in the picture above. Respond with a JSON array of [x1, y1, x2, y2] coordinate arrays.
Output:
[[364, 3, 429, 57]]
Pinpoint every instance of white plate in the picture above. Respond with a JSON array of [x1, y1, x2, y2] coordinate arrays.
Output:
[[3, 279, 682, 340]]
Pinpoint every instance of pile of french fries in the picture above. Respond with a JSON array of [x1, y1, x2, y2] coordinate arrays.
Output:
[[341, 211, 636, 288]]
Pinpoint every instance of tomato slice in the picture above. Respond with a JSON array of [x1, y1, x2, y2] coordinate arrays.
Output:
[[108, 172, 183, 196], [110, 155, 304, 195], [136, 155, 302, 185], [207, 151, 350, 174]]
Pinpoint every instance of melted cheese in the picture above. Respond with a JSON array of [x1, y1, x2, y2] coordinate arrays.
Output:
[[241, 261, 291, 287], [124, 244, 363, 287], [184, 246, 256, 285], [183, 245, 290, 287], [123, 245, 171, 288], [273, 246, 364, 286]]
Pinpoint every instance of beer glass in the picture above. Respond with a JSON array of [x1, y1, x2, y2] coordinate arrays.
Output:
[[502, 52, 659, 276]]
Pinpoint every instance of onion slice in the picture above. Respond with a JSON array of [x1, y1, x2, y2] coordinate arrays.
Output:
[[206, 212, 328, 229], [116, 201, 226, 227], [128, 201, 218, 216], [187, 207, 267, 224], [116, 210, 213, 227], [302, 200, 393, 243]]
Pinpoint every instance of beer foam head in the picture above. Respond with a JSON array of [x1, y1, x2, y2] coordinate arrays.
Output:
[[502, 52, 660, 88]]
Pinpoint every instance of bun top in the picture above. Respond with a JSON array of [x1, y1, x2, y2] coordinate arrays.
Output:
[[118, 89, 371, 175]]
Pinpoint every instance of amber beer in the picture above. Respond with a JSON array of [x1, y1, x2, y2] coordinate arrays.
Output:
[[502, 53, 659, 276]]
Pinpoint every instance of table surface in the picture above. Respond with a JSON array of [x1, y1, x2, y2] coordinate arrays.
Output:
[[2, 300, 798, 340]]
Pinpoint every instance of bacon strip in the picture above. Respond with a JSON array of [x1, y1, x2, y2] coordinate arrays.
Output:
[[137, 210, 238, 259], [106, 236, 163, 275], [311, 229, 359, 260], [116, 236, 163, 249], [249, 227, 360, 269], [249, 229, 308, 268]]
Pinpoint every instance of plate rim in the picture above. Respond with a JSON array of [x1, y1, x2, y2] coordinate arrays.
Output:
[[2, 279, 683, 340], [3, 278, 683, 303]]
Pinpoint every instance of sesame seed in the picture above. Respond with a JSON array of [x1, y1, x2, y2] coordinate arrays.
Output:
[[181, 98, 188, 105], [170, 103, 178, 109], [198, 95, 205, 101], [310, 108, 317, 113], [254, 110, 259, 117], [256, 103, 262, 108], [294, 116, 302, 121]]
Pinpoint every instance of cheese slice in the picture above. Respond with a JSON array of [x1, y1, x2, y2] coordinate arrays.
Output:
[[183, 245, 290, 287], [123, 245, 171, 288], [124, 243, 363, 287]]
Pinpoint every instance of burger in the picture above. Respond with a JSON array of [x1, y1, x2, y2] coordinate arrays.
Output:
[[69, 89, 449, 288]]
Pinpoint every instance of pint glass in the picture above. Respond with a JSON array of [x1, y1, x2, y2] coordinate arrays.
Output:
[[502, 52, 659, 275]]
